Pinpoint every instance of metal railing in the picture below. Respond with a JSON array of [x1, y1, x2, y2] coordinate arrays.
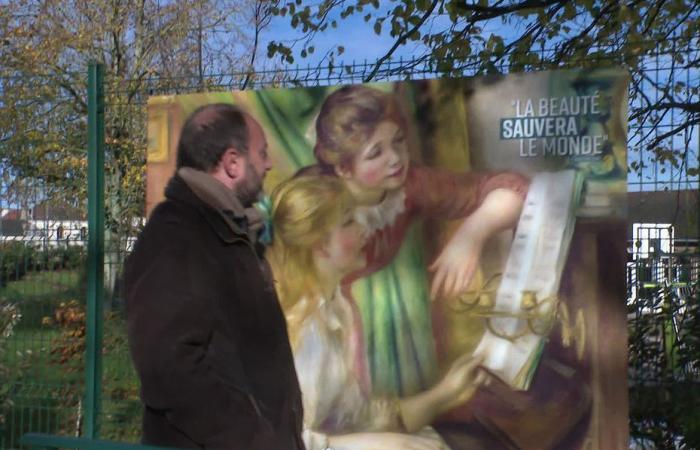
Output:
[[1, 35, 698, 449]]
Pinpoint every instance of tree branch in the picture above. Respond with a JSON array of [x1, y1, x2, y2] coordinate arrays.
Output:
[[242, 0, 271, 90], [553, 2, 616, 65], [646, 118, 700, 150], [655, 3, 699, 44], [491, 1, 569, 70], [364, 0, 440, 82], [642, 0, 668, 35], [455, 0, 568, 17], [633, 101, 700, 117]]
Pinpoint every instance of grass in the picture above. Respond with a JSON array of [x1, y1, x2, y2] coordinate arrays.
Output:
[[3, 315, 143, 446], [2, 269, 84, 390], [2, 268, 142, 446], [2, 328, 65, 378], [0, 270, 83, 300], [2, 322, 84, 448], [1, 269, 84, 330]]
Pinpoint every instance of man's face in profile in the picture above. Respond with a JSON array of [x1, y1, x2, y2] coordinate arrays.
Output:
[[236, 116, 271, 206]]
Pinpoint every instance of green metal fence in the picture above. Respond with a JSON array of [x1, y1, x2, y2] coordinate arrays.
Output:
[[2, 67, 88, 447], [1, 36, 699, 449]]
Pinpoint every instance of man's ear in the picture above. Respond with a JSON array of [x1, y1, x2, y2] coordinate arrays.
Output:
[[220, 147, 245, 180], [334, 163, 353, 180]]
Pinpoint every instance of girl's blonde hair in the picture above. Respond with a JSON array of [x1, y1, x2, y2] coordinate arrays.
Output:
[[268, 175, 354, 343], [314, 85, 406, 174]]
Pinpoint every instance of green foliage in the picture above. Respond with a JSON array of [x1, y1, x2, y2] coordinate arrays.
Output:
[[1, 269, 84, 331], [265, 1, 700, 446], [1, 267, 88, 444], [266, 0, 699, 178], [44, 300, 86, 371], [0, 302, 21, 426], [100, 311, 142, 443], [37, 246, 87, 272], [267, 0, 697, 73], [628, 277, 700, 448], [0, 242, 34, 287], [1, 0, 280, 299], [0, 242, 85, 289], [1, 298, 141, 443], [40, 301, 141, 442]]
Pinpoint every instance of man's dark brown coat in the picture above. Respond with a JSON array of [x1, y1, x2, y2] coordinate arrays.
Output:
[[125, 175, 304, 450]]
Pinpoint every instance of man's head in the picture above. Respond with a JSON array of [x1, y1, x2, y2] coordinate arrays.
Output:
[[177, 103, 272, 205]]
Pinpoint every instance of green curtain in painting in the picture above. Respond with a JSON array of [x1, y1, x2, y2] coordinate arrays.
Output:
[[253, 88, 438, 397], [353, 222, 438, 396]]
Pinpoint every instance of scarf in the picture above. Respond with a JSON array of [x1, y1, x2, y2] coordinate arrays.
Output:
[[178, 167, 264, 244]]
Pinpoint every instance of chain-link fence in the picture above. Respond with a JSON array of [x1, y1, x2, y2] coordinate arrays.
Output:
[[1, 35, 699, 449], [1, 69, 90, 448]]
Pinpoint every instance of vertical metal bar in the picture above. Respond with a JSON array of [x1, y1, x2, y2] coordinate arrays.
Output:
[[85, 62, 105, 439], [18, 403, 23, 448], [28, 399, 34, 442]]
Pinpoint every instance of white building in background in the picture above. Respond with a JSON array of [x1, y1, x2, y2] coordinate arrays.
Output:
[[2, 203, 143, 251], [626, 190, 700, 303], [631, 223, 674, 260], [1, 202, 87, 247]]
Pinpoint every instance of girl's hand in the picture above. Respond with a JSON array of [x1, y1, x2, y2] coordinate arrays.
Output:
[[430, 188, 524, 301], [435, 353, 487, 412], [330, 431, 447, 450], [429, 228, 485, 301]]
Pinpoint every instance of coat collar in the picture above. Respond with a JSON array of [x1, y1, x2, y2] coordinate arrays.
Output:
[[178, 167, 247, 218], [164, 173, 248, 245]]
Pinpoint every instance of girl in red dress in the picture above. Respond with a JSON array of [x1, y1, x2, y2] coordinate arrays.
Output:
[[304, 85, 529, 398]]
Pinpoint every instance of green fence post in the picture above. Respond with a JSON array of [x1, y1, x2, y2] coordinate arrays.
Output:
[[85, 62, 105, 439]]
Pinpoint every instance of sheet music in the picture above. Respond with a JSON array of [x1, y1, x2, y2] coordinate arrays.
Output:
[[473, 170, 578, 389]]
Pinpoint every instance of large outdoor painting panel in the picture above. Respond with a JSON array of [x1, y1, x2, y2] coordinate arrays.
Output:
[[145, 69, 629, 450]]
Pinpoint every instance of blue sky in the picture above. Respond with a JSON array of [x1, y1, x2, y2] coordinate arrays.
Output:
[[264, 10, 414, 66], [261, 13, 698, 192], [262, 5, 475, 67]]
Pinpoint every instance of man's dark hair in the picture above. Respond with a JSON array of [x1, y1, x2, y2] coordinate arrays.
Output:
[[176, 103, 249, 171]]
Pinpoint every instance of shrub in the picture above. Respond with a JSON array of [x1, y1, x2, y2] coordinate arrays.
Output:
[[42, 302, 141, 441], [61, 245, 86, 270], [0, 242, 36, 287], [0, 302, 22, 425], [34, 245, 86, 272], [44, 300, 86, 371]]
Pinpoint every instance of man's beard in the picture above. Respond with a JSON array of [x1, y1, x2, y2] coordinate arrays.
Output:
[[235, 161, 264, 207]]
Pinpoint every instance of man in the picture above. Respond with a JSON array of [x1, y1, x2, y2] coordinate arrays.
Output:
[[125, 104, 305, 450]]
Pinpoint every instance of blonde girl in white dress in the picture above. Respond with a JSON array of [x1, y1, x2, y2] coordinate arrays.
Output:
[[268, 175, 487, 450]]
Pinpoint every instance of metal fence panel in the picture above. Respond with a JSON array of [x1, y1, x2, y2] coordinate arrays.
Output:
[[1, 36, 698, 449]]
